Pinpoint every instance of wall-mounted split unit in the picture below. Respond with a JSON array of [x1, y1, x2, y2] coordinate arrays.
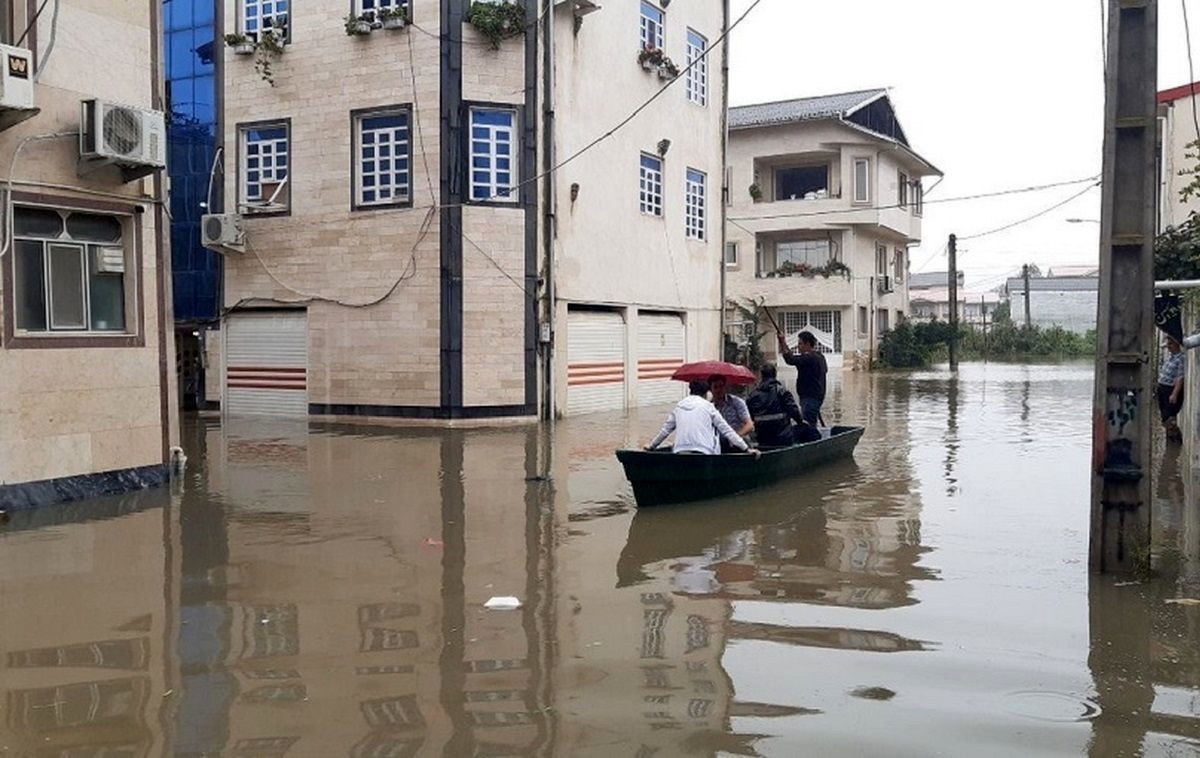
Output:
[[79, 99, 166, 181], [0, 44, 37, 131], [201, 213, 245, 254]]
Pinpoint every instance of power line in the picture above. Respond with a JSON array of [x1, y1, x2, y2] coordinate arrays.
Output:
[[1182, 0, 1200, 142], [727, 174, 1100, 223], [957, 181, 1100, 241], [1099, 0, 1108, 81]]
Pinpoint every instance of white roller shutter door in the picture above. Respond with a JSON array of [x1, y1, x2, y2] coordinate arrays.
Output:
[[567, 310, 626, 416], [224, 311, 308, 417], [637, 313, 685, 407]]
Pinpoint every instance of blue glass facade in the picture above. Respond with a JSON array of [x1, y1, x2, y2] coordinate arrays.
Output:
[[164, 0, 220, 323]]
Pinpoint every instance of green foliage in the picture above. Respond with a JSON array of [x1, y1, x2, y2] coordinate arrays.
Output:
[[466, 1, 526, 48], [877, 320, 929, 368], [376, 5, 408, 21], [1179, 139, 1200, 203], [877, 318, 1094, 368], [726, 298, 770, 370], [345, 12, 372, 35], [1155, 212, 1200, 282], [763, 259, 852, 280], [748, 183, 763, 201]]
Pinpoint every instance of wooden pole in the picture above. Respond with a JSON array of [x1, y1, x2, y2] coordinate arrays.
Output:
[[1090, 0, 1157, 574], [1023, 263, 1033, 329], [948, 234, 959, 371]]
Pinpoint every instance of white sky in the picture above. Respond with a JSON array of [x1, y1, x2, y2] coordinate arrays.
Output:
[[728, 0, 1196, 291]]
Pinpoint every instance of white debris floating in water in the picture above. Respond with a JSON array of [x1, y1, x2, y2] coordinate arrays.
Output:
[[484, 596, 523, 610]]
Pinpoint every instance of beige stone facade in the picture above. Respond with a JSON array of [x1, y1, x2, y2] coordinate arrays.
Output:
[[725, 90, 939, 370], [0, 0, 176, 503]]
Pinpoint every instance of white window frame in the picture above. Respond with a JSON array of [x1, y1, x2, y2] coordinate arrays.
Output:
[[875, 242, 888, 275], [773, 239, 833, 272], [685, 168, 706, 240], [893, 247, 905, 283], [640, 1, 664, 50], [853, 158, 871, 205], [355, 0, 406, 17], [468, 107, 518, 204], [685, 29, 707, 106], [241, 0, 289, 39], [914, 180, 924, 216], [12, 208, 132, 336], [898, 171, 908, 207], [640, 153, 663, 217], [353, 108, 412, 209], [240, 122, 290, 213], [725, 242, 738, 268]]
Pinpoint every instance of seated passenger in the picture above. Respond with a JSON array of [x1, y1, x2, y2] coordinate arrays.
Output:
[[709, 374, 754, 453], [646, 380, 762, 457], [747, 363, 820, 447]]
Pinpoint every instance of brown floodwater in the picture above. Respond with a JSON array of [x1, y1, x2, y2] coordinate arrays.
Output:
[[2, 362, 1199, 757]]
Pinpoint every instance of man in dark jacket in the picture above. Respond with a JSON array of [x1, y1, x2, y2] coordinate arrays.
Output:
[[747, 364, 820, 447], [777, 330, 827, 426]]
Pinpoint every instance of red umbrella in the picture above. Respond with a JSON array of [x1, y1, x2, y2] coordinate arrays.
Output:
[[671, 360, 758, 386]]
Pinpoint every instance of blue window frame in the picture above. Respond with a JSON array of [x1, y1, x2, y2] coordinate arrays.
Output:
[[469, 108, 518, 203], [355, 110, 411, 208], [640, 2, 663, 50], [243, 0, 288, 38], [640, 153, 663, 217], [685, 168, 706, 240], [241, 124, 289, 211]]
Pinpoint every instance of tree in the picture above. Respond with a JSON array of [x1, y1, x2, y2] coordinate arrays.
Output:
[[726, 298, 770, 370], [991, 300, 1012, 325]]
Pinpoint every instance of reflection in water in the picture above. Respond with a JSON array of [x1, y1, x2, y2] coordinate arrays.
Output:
[[0, 363, 1197, 756]]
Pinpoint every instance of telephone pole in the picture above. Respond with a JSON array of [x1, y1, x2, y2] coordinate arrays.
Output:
[[1090, 0, 1158, 574], [948, 234, 959, 370], [1022, 263, 1033, 329]]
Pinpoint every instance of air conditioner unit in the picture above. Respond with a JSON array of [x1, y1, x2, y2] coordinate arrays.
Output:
[[92, 246, 125, 274], [79, 99, 166, 175], [201, 213, 245, 253], [878, 275, 894, 294], [0, 44, 37, 132]]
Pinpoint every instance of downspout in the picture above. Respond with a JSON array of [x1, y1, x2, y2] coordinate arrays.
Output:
[[718, 0, 730, 358], [541, 0, 556, 421]]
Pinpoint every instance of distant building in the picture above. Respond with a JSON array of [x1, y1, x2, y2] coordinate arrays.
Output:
[[725, 88, 941, 369], [908, 270, 963, 293], [1046, 265, 1098, 278], [909, 288, 999, 329], [1004, 275, 1098, 334], [1158, 81, 1200, 231]]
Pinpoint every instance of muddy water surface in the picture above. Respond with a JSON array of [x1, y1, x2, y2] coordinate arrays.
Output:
[[2, 362, 1199, 757]]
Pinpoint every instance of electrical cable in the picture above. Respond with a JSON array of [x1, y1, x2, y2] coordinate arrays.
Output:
[[957, 181, 1100, 241], [33, 0, 60, 82], [1182, 0, 1200, 142], [728, 174, 1100, 223], [16, 0, 51, 46], [1099, 0, 1108, 80], [0, 131, 79, 260]]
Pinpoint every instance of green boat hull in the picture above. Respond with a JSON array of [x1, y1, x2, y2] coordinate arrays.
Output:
[[615, 426, 865, 506]]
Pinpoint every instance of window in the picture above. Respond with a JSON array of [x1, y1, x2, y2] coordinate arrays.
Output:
[[240, 123, 289, 212], [875, 243, 888, 275], [13, 208, 128, 333], [914, 179, 924, 216], [685, 168, 706, 240], [858, 306, 869, 335], [898, 171, 908, 207], [357, 0, 405, 15], [775, 165, 829, 201], [640, 2, 664, 50], [639, 153, 663, 217], [877, 308, 890, 334], [686, 29, 707, 106], [775, 239, 832, 270], [242, 0, 288, 38], [853, 158, 871, 204], [469, 108, 517, 203], [893, 247, 905, 283], [354, 109, 411, 209], [780, 310, 840, 353], [724, 242, 738, 267]]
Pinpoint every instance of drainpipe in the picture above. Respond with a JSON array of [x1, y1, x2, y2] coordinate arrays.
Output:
[[718, 0, 730, 358], [540, 0, 556, 421]]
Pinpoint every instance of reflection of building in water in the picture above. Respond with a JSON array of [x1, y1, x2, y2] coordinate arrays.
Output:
[[0, 494, 173, 757]]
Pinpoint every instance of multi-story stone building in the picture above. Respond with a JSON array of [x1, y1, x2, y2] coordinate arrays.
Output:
[[205, 0, 728, 420], [0, 0, 177, 508], [724, 89, 939, 370]]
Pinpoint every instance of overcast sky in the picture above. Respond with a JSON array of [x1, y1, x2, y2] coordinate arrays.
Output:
[[728, 0, 1196, 291]]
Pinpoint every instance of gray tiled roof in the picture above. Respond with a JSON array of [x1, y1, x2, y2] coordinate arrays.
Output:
[[1006, 276, 1099, 293], [729, 89, 887, 129], [909, 271, 963, 289]]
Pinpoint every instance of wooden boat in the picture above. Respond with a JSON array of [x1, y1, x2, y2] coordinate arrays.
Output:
[[616, 426, 865, 507]]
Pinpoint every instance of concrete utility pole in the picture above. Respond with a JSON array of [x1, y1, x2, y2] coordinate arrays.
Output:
[[1090, 0, 1158, 574], [948, 234, 959, 370], [1022, 263, 1033, 329]]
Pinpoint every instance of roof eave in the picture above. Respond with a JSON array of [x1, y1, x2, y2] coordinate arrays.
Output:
[[836, 119, 943, 177]]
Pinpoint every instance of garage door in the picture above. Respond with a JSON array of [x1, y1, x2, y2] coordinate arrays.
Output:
[[224, 311, 308, 417], [637, 313, 685, 407], [567, 309, 626, 416]]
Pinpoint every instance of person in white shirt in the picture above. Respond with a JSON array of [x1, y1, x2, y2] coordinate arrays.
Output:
[[646, 380, 762, 457]]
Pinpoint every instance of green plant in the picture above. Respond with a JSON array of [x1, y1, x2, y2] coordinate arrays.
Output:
[[377, 5, 408, 22], [345, 12, 373, 35], [466, 1, 526, 49], [637, 45, 679, 77], [1156, 212, 1200, 282], [765, 259, 851, 280], [726, 297, 770, 371], [223, 32, 251, 45], [253, 21, 287, 86], [748, 183, 762, 201]]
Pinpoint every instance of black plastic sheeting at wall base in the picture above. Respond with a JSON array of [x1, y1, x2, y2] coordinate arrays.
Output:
[[0, 464, 170, 513]]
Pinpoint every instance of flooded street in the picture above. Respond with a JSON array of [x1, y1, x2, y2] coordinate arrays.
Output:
[[3, 362, 1200, 757]]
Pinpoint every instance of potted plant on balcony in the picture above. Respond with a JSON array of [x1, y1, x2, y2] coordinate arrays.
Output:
[[378, 5, 408, 29], [254, 19, 287, 86], [224, 33, 255, 55], [748, 183, 763, 202], [466, 1, 526, 49], [657, 57, 680, 80], [345, 12, 374, 35], [824, 260, 852, 280], [638, 45, 660, 71]]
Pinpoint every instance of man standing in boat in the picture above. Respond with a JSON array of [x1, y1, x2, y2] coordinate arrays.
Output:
[[646, 380, 762, 457], [777, 330, 828, 427]]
